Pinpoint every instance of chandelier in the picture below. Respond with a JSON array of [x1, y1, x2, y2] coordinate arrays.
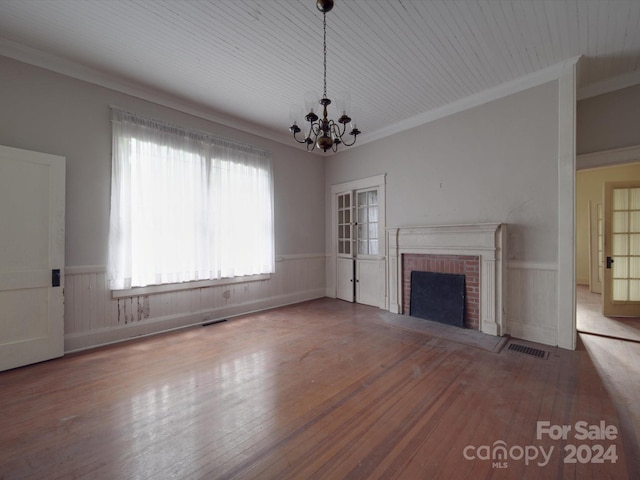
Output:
[[289, 0, 361, 153]]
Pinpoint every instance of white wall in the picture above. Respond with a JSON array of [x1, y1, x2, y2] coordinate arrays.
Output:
[[577, 84, 640, 156], [325, 81, 563, 345], [0, 55, 327, 350]]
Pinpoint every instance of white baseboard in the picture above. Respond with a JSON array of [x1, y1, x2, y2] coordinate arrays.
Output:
[[64, 288, 326, 353], [508, 321, 558, 347]]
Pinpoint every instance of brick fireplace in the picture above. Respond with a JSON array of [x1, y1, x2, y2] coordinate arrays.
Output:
[[402, 254, 480, 329], [387, 223, 506, 336]]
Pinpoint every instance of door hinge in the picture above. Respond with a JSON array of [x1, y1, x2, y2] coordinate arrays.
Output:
[[606, 257, 614, 269], [52, 269, 61, 287]]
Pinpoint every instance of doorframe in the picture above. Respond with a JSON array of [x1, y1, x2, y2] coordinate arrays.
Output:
[[328, 174, 386, 302], [576, 146, 640, 324]]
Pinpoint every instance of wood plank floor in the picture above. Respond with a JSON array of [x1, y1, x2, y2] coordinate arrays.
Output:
[[1, 298, 638, 479], [576, 284, 640, 342]]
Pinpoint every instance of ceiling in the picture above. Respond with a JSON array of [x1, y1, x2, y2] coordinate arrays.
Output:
[[0, 0, 639, 152]]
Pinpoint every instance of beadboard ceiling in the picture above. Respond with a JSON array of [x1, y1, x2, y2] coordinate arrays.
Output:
[[0, 0, 639, 151]]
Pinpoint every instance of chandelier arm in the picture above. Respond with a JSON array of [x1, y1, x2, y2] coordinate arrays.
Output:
[[340, 132, 358, 147], [292, 132, 308, 144]]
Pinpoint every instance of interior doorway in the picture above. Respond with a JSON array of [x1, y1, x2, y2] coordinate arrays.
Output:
[[331, 174, 386, 308], [576, 154, 640, 341]]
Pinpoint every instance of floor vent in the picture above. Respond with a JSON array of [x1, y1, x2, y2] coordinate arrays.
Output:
[[202, 318, 227, 327], [507, 343, 548, 359]]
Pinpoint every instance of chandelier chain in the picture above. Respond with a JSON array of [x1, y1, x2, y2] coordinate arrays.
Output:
[[323, 11, 327, 98]]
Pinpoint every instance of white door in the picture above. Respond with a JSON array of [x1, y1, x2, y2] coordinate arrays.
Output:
[[603, 181, 640, 317], [0, 145, 65, 371]]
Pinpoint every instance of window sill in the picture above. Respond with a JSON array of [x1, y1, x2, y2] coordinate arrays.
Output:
[[111, 273, 271, 299]]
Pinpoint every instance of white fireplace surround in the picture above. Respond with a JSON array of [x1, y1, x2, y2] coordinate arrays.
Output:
[[387, 223, 506, 336]]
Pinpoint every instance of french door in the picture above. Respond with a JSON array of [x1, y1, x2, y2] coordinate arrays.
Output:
[[603, 181, 640, 316], [335, 186, 383, 307]]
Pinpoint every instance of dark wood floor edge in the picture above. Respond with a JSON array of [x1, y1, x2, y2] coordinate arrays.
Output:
[[577, 329, 640, 345]]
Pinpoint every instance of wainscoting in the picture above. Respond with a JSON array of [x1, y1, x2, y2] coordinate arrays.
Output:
[[63, 254, 326, 352], [506, 261, 558, 346]]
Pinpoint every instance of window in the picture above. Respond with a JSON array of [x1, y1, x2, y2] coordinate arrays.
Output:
[[108, 108, 274, 290]]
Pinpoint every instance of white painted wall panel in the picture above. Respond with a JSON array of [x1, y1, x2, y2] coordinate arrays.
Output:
[[64, 255, 326, 352], [506, 263, 558, 346]]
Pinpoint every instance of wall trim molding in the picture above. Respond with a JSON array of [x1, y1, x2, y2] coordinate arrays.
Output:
[[576, 144, 640, 171], [1, 38, 585, 154], [507, 261, 558, 271], [577, 69, 640, 101]]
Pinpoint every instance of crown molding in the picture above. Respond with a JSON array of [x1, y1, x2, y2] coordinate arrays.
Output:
[[576, 69, 640, 101], [576, 144, 640, 171], [0, 38, 295, 149], [356, 56, 582, 148]]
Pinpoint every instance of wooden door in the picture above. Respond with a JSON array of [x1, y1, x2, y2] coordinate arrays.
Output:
[[603, 181, 640, 317], [0, 145, 65, 371]]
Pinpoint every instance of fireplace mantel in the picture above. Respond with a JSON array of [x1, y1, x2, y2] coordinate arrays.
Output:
[[386, 223, 506, 336]]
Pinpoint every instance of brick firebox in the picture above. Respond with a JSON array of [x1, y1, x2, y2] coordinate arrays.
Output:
[[402, 254, 480, 329]]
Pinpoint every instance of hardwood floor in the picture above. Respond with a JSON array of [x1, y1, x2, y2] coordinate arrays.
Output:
[[576, 284, 640, 342], [1, 298, 638, 479]]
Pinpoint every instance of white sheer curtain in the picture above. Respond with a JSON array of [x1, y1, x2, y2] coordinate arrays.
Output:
[[108, 108, 274, 290]]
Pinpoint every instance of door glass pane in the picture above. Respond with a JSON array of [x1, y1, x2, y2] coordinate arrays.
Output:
[[630, 280, 640, 301], [630, 258, 640, 279], [614, 212, 628, 233], [631, 234, 640, 254], [613, 234, 628, 255], [358, 193, 367, 207], [631, 212, 640, 232], [630, 188, 640, 209], [614, 188, 628, 210], [369, 206, 378, 223], [613, 279, 628, 301], [369, 223, 378, 240], [368, 190, 377, 205], [613, 257, 628, 278]]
